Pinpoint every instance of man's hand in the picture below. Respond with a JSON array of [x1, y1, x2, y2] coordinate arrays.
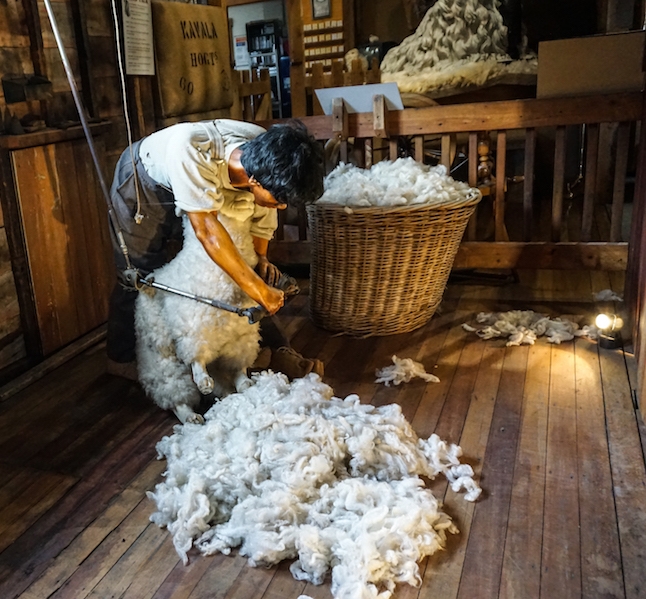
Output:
[[256, 255, 281, 287], [189, 212, 284, 315], [259, 285, 284, 315]]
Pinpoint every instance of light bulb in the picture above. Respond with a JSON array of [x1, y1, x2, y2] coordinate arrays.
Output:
[[596, 313, 612, 330]]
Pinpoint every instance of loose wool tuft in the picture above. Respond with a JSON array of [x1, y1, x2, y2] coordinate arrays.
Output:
[[593, 289, 623, 302], [375, 355, 440, 386], [148, 371, 481, 599], [318, 158, 479, 208], [463, 310, 599, 346]]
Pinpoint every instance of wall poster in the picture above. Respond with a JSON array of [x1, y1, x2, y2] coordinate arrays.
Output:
[[123, 0, 155, 76]]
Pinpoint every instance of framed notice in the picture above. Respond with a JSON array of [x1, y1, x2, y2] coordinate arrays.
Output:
[[123, 0, 155, 76], [312, 0, 331, 19], [234, 35, 250, 69]]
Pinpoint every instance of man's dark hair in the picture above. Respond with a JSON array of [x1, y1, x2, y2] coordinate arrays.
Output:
[[240, 120, 324, 206]]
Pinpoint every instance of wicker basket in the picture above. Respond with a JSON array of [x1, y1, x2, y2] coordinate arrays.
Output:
[[307, 194, 481, 336]]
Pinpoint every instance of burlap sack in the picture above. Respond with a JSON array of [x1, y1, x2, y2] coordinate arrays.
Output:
[[152, 1, 234, 117]]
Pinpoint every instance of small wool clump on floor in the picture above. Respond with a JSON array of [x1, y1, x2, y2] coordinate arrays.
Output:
[[375, 355, 440, 386], [317, 158, 479, 209], [147, 371, 481, 599], [593, 289, 623, 302], [463, 310, 599, 346]]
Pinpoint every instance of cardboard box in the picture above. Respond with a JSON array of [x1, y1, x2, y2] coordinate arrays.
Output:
[[537, 30, 645, 98]]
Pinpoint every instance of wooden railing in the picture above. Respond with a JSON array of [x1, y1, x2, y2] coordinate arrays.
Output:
[[304, 57, 380, 116], [262, 91, 642, 271], [236, 68, 272, 122]]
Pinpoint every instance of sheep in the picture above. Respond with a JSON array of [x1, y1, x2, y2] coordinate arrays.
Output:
[[134, 212, 261, 424]]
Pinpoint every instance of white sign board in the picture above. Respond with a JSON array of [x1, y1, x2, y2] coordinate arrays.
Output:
[[314, 82, 403, 115], [234, 35, 250, 69], [123, 0, 155, 76]]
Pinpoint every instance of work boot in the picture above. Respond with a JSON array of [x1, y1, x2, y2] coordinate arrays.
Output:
[[106, 358, 139, 382], [252, 346, 272, 370], [269, 346, 324, 380]]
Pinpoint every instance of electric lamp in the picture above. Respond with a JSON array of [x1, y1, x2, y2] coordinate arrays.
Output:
[[595, 312, 624, 349]]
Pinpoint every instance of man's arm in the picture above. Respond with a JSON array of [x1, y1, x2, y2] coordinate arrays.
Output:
[[188, 211, 284, 314]]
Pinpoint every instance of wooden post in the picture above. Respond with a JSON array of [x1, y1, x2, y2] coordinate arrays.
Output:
[[256, 69, 272, 120], [241, 69, 252, 121], [311, 63, 325, 116], [286, 0, 306, 116], [332, 97, 348, 163], [467, 132, 479, 240], [523, 128, 536, 242], [494, 131, 508, 241], [610, 122, 631, 242], [331, 59, 344, 87], [372, 94, 388, 139], [552, 126, 567, 242], [347, 58, 364, 86], [582, 124, 600, 242], [22, 0, 49, 124]]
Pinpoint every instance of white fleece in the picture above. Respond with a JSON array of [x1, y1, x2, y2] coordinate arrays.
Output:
[[147, 372, 481, 599], [135, 213, 261, 417], [380, 0, 537, 94], [463, 310, 600, 346], [317, 159, 479, 208]]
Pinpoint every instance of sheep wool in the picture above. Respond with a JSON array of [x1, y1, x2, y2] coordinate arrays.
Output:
[[593, 289, 623, 302], [148, 371, 481, 599], [135, 213, 261, 423], [463, 310, 599, 346], [318, 158, 479, 208], [375, 355, 440, 386], [380, 0, 537, 94]]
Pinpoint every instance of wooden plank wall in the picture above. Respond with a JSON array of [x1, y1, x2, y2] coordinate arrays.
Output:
[[0, 214, 25, 373], [0, 0, 39, 124], [11, 136, 114, 356], [0, 1, 33, 375]]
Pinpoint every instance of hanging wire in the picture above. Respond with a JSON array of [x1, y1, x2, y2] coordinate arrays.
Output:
[[43, 0, 268, 316], [42, 0, 135, 271], [109, 0, 144, 224]]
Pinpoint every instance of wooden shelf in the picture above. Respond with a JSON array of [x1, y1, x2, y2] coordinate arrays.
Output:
[[0, 122, 111, 150]]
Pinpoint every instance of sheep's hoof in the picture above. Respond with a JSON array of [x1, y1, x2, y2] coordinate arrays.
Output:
[[234, 375, 253, 393], [196, 376, 215, 395], [191, 363, 215, 395], [173, 404, 205, 425], [185, 412, 205, 425]]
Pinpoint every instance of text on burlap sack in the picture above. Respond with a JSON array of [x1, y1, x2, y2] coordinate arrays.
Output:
[[152, 2, 233, 118]]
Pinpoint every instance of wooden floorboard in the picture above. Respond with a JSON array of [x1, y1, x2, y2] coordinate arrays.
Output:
[[541, 343, 581, 599], [0, 272, 644, 599], [458, 345, 528, 599], [576, 340, 624, 599], [600, 348, 646, 599], [499, 342, 549, 599]]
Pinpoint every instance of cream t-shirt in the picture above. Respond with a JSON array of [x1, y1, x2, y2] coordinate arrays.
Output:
[[138, 119, 277, 240]]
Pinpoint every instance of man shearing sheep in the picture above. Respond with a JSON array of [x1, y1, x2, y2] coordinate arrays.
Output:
[[106, 118, 325, 382]]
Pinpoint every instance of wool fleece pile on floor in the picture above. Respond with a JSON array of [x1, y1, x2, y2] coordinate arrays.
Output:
[[148, 371, 481, 599]]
